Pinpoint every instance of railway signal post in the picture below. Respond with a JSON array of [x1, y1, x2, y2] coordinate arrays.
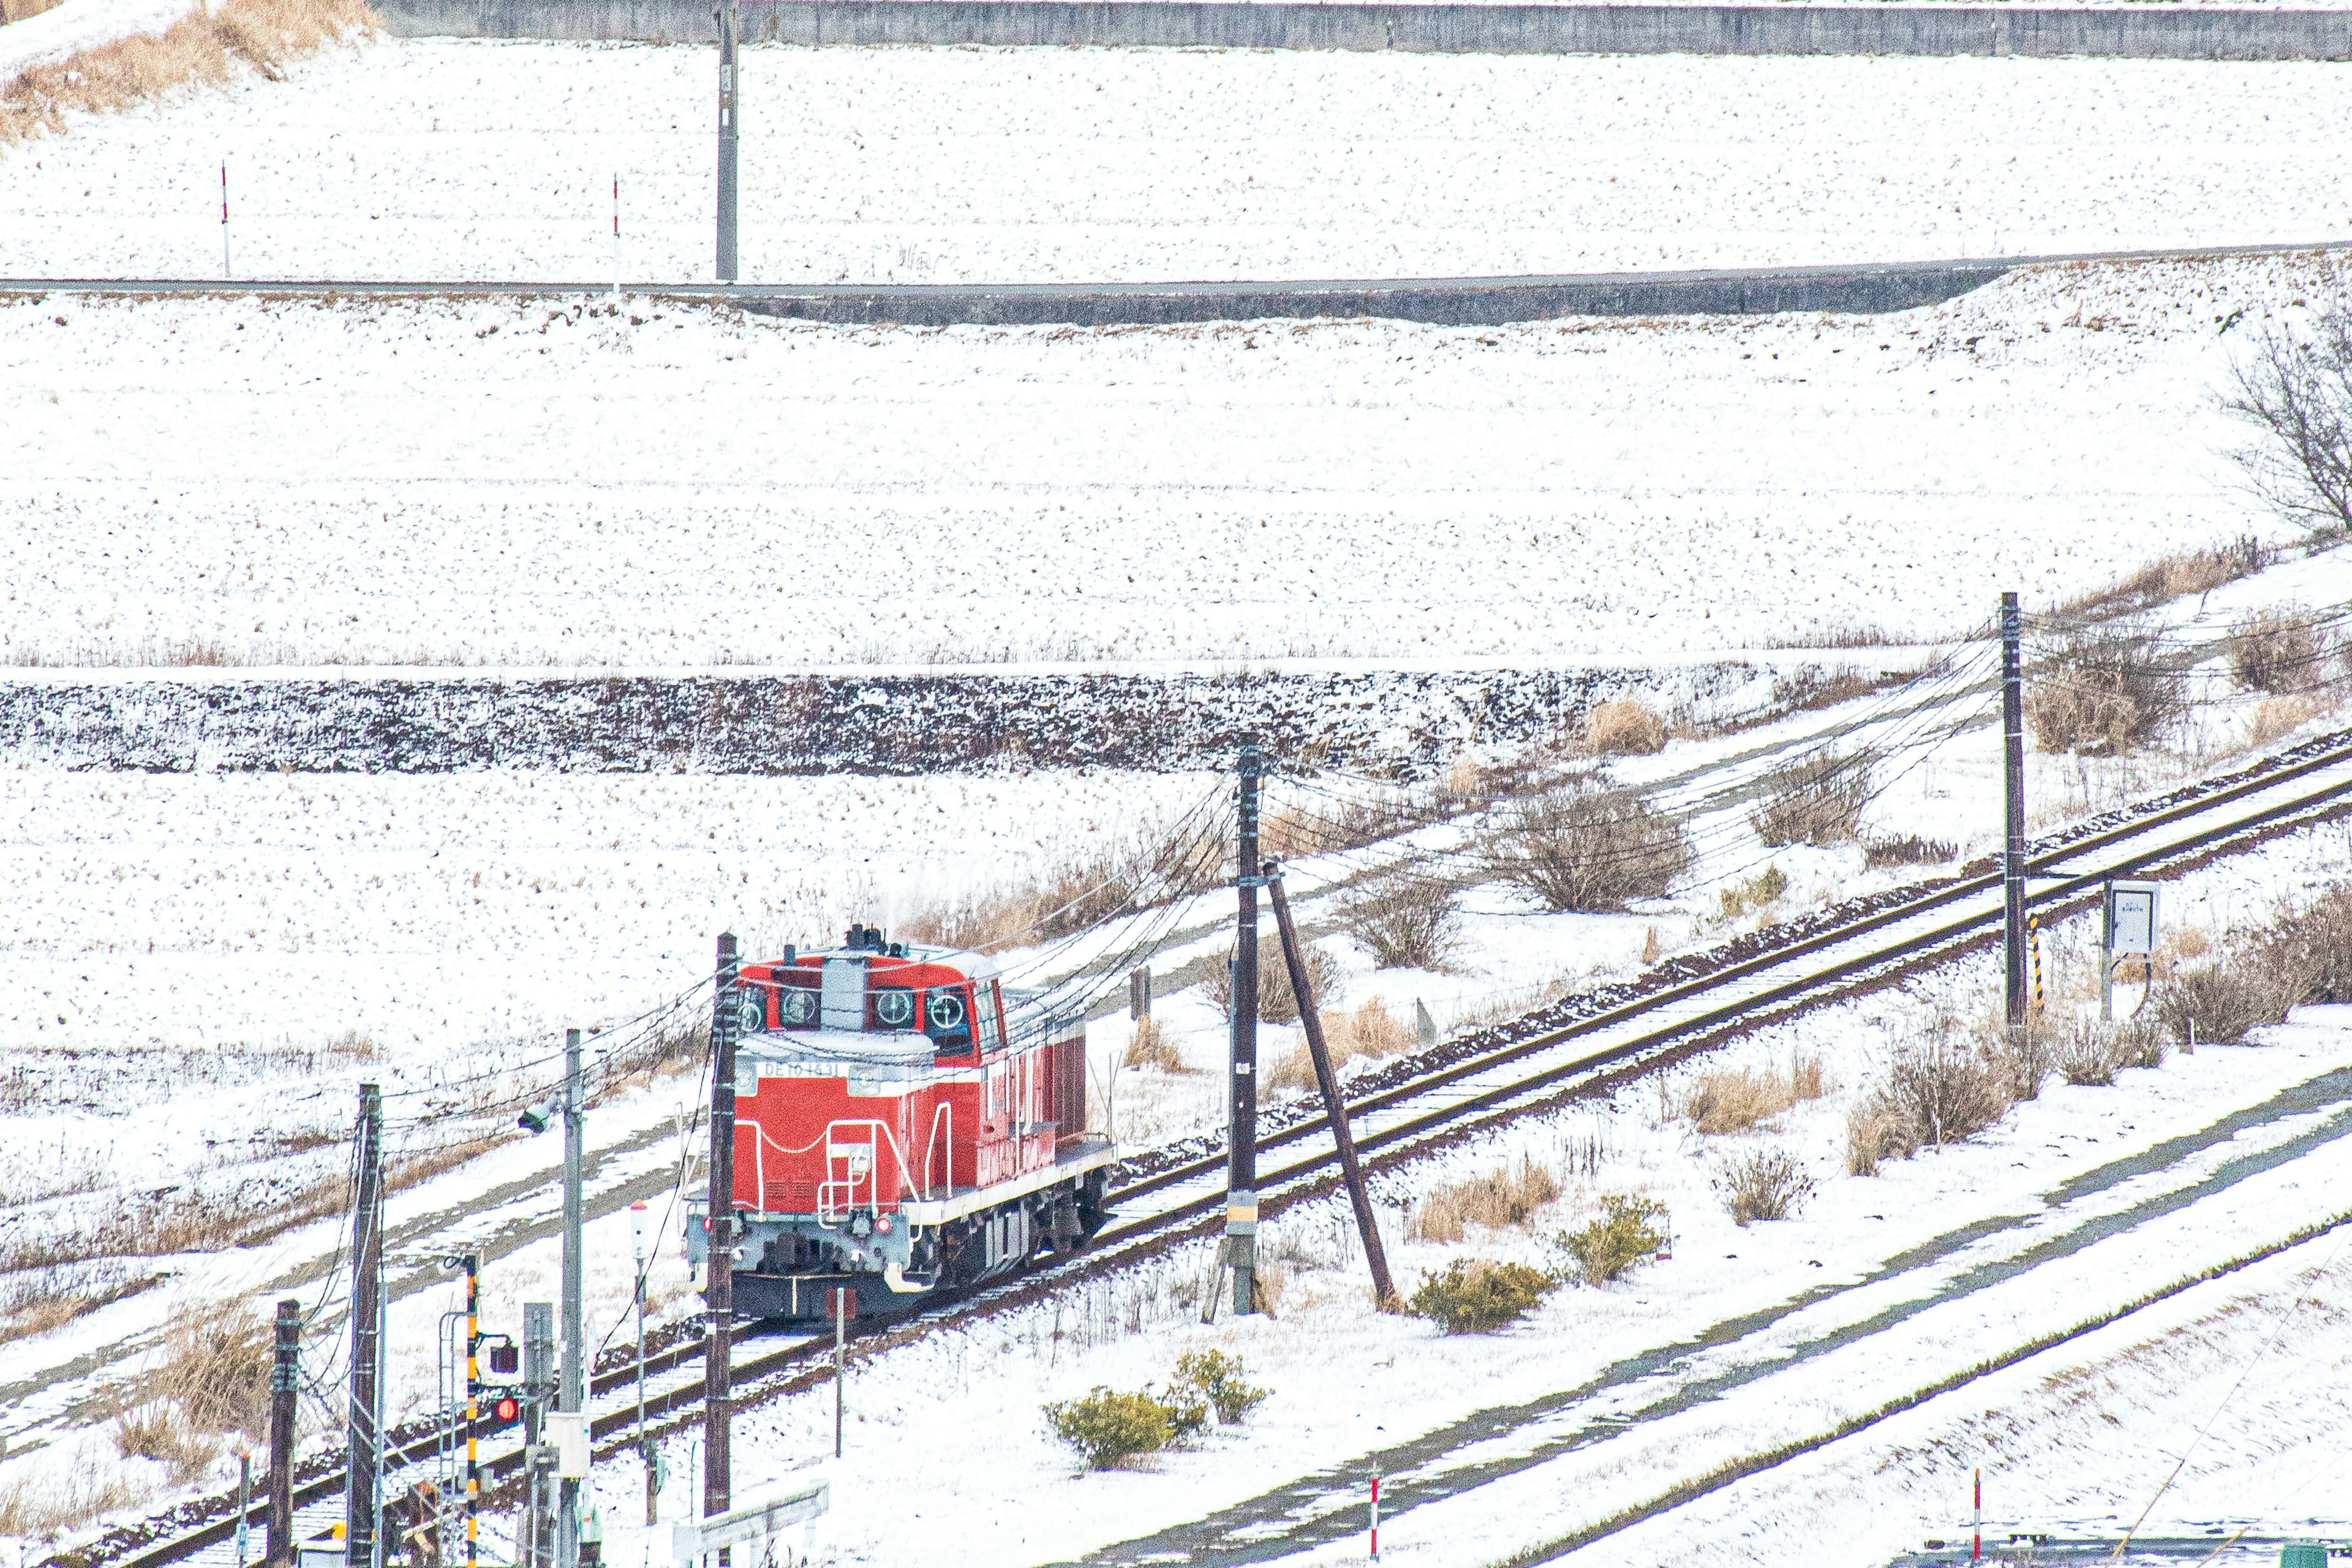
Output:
[[2002, 591, 2028, 1038], [705, 933, 742, 1530], [1228, 742, 1264, 1316]]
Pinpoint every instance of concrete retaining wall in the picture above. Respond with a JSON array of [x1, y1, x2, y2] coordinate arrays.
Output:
[[374, 0, 2352, 59]]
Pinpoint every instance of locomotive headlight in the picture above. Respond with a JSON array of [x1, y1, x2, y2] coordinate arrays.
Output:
[[874, 1215, 892, 1235]]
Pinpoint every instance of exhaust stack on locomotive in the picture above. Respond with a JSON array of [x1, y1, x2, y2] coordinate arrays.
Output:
[[684, 924, 1114, 1323]]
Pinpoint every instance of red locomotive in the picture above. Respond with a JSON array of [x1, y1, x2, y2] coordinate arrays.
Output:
[[685, 924, 1115, 1322]]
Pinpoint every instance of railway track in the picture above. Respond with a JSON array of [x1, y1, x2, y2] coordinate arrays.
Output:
[[88, 728, 2352, 1568]]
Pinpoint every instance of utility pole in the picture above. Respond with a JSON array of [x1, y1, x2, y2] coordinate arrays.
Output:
[[631, 1199, 655, 1525], [266, 1299, 298, 1568], [704, 932, 741, 1527], [523, 1302, 555, 1568], [558, 1029, 585, 1568], [714, 0, 739, 282], [347, 1083, 384, 1568], [1227, 742, 1262, 1317], [2002, 591, 2027, 1037], [1265, 867, 1396, 1309]]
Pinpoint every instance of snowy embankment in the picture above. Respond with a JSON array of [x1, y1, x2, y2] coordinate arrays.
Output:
[[1, 252, 2335, 668], [4, 44, 2352, 283], [0, 0, 199, 78]]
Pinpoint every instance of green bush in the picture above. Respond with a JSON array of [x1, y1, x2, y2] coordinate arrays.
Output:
[[1044, 1384, 1207, 1470], [1175, 1349, 1268, 1425], [1406, 1259, 1559, 1334], [1557, 1195, 1669, 1284]]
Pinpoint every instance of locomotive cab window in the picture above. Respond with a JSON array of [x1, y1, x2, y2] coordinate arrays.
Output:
[[925, 984, 974, 1059], [778, 980, 820, 1030], [869, 985, 917, 1031], [976, 981, 1002, 1053]]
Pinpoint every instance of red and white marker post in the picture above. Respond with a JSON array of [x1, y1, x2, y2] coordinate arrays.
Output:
[[1972, 1468, 1982, 1562], [219, 162, 230, 279], [1369, 1471, 1381, 1560]]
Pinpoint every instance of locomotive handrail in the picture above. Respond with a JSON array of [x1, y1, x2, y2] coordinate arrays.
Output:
[[921, 1102, 954, 1200]]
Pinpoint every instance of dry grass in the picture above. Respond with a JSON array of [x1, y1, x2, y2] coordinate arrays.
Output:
[[1716, 864, 1787, 922], [1582, 699, 1668, 756], [1121, 1015, 1183, 1072], [1863, 834, 1959, 870], [149, 1302, 271, 1434], [2, 0, 377, 143], [113, 1403, 219, 1484], [2056, 1015, 2165, 1086], [1676, 1053, 1828, 1136], [1, 0, 67, 23], [1749, 750, 1871, 847], [2230, 609, 2332, 693], [1336, 867, 1463, 970], [1261, 791, 1436, 863], [2054, 539, 2267, 620], [1, 1260, 159, 1346], [2251, 693, 2334, 748], [0, 1466, 148, 1536], [1484, 789, 1692, 913], [1409, 1157, 1562, 1242], [1268, 995, 1414, 1092], [904, 818, 1224, 952], [1205, 934, 1341, 1025], [2026, 625, 2186, 755]]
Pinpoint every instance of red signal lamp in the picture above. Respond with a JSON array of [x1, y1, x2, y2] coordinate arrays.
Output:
[[491, 1394, 521, 1424]]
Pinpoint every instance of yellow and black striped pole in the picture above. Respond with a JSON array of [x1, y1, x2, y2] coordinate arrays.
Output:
[[2028, 914, 2043, 1012], [464, 1253, 480, 1568]]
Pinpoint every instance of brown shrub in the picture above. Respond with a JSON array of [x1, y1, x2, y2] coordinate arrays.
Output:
[[1750, 750, 1871, 847], [1864, 834, 1959, 870], [1485, 789, 1692, 912], [1713, 1147, 1817, 1225], [149, 1302, 271, 1436], [1122, 1016, 1183, 1072], [2025, 627, 2185, 755], [1205, 934, 1341, 1025], [1853, 1011, 2012, 1159], [1261, 791, 1434, 862], [1409, 1158, 1562, 1243], [113, 1404, 217, 1484], [2057, 1016, 2165, 1085], [2230, 610, 2330, 693], [2273, 887, 2352, 1005], [1336, 868, 1462, 970], [1583, 699, 1668, 756], [2, 0, 378, 143], [2154, 956, 2306, 1046]]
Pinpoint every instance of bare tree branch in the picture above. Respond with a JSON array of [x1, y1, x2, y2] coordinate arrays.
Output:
[[2223, 287, 2352, 537]]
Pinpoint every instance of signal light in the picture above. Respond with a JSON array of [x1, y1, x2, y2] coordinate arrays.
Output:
[[875, 1215, 892, 1234], [492, 1394, 521, 1424]]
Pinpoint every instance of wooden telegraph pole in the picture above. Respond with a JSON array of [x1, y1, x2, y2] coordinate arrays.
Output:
[[1265, 868, 1396, 1308], [704, 934, 740, 1527], [346, 1084, 383, 1568], [266, 1298, 299, 1567]]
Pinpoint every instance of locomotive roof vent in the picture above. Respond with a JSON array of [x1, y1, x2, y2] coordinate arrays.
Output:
[[843, 922, 894, 953]]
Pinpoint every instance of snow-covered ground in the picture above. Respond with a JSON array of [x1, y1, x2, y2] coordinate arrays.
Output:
[[6, 43, 2352, 282], [540, 813, 2352, 1568], [4, 251, 2342, 667]]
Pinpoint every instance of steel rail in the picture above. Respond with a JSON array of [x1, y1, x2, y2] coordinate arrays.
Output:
[[1108, 730, 2352, 1207], [94, 734, 2352, 1568]]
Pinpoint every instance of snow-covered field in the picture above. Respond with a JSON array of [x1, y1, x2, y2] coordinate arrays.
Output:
[[3, 251, 2339, 667], [5, 43, 2352, 283]]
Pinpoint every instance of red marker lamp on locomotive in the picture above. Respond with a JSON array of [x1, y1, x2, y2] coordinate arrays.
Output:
[[685, 924, 1115, 1322]]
